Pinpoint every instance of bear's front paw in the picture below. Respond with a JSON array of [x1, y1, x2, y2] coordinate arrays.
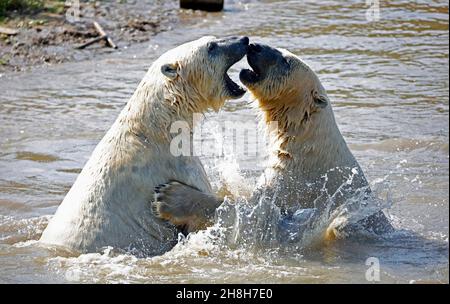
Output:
[[151, 180, 220, 233], [152, 182, 180, 221], [151, 181, 200, 227]]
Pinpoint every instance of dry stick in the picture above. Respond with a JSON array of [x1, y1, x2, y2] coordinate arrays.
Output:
[[75, 35, 107, 49], [93, 21, 117, 49], [0, 26, 19, 36], [75, 21, 117, 50]]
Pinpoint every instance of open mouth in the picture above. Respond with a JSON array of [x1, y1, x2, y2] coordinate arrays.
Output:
[[224, 71, 246, 98], [239, 52, 262, 85], [239, 68, 260, 85], [215, 36, 249, 98]]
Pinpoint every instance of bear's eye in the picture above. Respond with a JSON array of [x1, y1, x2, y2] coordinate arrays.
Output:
[[207, 42, 218, 53]]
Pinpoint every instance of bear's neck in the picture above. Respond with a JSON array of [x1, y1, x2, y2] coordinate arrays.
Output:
[[119, 80, 199, 147], [262, 104, 358, 182]]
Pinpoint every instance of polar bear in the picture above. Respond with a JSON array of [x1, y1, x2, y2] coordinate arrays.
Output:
[[152, 43, 392, 239], [39, 36, 249, 256]]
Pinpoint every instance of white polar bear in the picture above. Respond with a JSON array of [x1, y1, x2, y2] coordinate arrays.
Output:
[[39, 36, 249, 256], [152, 43, 392, 241]]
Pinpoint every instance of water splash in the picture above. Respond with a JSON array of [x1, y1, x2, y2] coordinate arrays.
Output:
[[175, 172, 395, 255]]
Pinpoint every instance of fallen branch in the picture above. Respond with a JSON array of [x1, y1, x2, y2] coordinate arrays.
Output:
[[75, 21, 117, 50], [0, 26, 19, 36], [93, 21, 117, 49], [75, 35, 107, 49]]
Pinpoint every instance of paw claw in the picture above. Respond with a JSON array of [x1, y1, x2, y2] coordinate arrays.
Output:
[[151, 201, 160, 216], [151, 180, 209, 231], [153, 192, 160, 202]]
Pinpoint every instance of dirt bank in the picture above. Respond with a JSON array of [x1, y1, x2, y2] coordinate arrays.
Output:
[[0, 0, 180, 72]]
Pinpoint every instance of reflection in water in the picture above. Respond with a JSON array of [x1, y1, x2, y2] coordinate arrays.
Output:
[[0, 0, 448, 283]]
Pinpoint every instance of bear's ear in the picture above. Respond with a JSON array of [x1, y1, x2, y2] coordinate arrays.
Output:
[[161, 62, 180, 80], [312, 90, 328, 109]]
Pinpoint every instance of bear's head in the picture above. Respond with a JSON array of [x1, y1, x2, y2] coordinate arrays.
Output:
[[239, 43, 330, 134], [156, 36, 249, 112]]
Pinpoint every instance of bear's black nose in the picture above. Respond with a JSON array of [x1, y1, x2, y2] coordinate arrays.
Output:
[[241, 36, 249, 45], [248, 43, 263, 53]]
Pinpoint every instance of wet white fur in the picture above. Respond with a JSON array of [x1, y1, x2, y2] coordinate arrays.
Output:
[[253, 48, 368, 212], [40, 36, 234, 255]]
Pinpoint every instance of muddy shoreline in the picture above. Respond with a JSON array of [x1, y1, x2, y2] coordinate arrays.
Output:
[[0, 1, 181, 73]]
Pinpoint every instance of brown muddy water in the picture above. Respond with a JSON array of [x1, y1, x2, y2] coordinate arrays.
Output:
[[0, 0, 448, 283]]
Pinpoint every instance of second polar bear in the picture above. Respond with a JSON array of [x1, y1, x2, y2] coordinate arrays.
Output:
[[153, 43, 392, 240], [39, 36, 249, 256]]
